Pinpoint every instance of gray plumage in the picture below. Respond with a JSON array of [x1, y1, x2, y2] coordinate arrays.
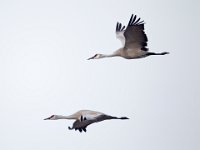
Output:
[[88, 14, 169, 60], [44, 110, 129, 133]]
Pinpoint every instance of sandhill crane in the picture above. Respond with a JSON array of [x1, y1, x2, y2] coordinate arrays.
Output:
[[44, 110, 129, 132], [88, 14, 169, 60]]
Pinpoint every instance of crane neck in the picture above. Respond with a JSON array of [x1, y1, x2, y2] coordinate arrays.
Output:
[[55, 115, 77, 120], [102, 48, 122, 58], [101, 53, 119, 58]]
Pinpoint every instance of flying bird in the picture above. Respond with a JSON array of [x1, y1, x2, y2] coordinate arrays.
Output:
[[44, 110, 129, 132], [88, 14, 169, 60]]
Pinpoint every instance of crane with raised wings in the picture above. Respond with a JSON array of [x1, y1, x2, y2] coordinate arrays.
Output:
[[88, 14, 169, 60]]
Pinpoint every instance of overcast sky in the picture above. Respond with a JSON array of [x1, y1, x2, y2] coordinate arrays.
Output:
[[0, 0, 199, 150]]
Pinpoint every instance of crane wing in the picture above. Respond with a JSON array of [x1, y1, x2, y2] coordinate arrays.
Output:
[[70, 113, 104, 131], [116, 22, 126, 46], [72, 119, 94, 129], [69, 114, 127, 132], [124, 14, 148, 51], [69, 117, 99, 132]]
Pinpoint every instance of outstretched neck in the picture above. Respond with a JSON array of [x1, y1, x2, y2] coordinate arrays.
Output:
[[55, 115, 77, 120], [101, 48, 122, 58], [101, 53, 119, 58]]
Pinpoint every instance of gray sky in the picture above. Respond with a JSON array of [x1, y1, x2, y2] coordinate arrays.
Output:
[[0, 0, 199, 150]]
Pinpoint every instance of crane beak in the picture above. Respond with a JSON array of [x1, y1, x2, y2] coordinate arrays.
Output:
[[44, 117, 50, 120], [87, 56, 94, 60], [87, 54, 96, 60]]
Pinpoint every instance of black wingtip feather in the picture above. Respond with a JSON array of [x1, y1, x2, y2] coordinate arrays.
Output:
[[134, 18, 141, 24], [132, 15, 137, 24], [121, 25, 125, 31], [116, 22, 125, 32], [128, 14, 133, 26], [119, 23, 121, 30], [138, 21, 144, 24], [83, 128, 87, 132], [128, 14, 144, 26], [79, 129, 82, 132], [116, 22, 119, 31], [117, 14, 144, 31]]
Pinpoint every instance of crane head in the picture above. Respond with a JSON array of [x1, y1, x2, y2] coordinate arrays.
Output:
[[87, 54, 103, 60], [44, 115, 57, 120]]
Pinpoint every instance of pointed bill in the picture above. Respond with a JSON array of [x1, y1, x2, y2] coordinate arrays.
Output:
[[44, 116, 51, 120], [87, 54, 96, 60]]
